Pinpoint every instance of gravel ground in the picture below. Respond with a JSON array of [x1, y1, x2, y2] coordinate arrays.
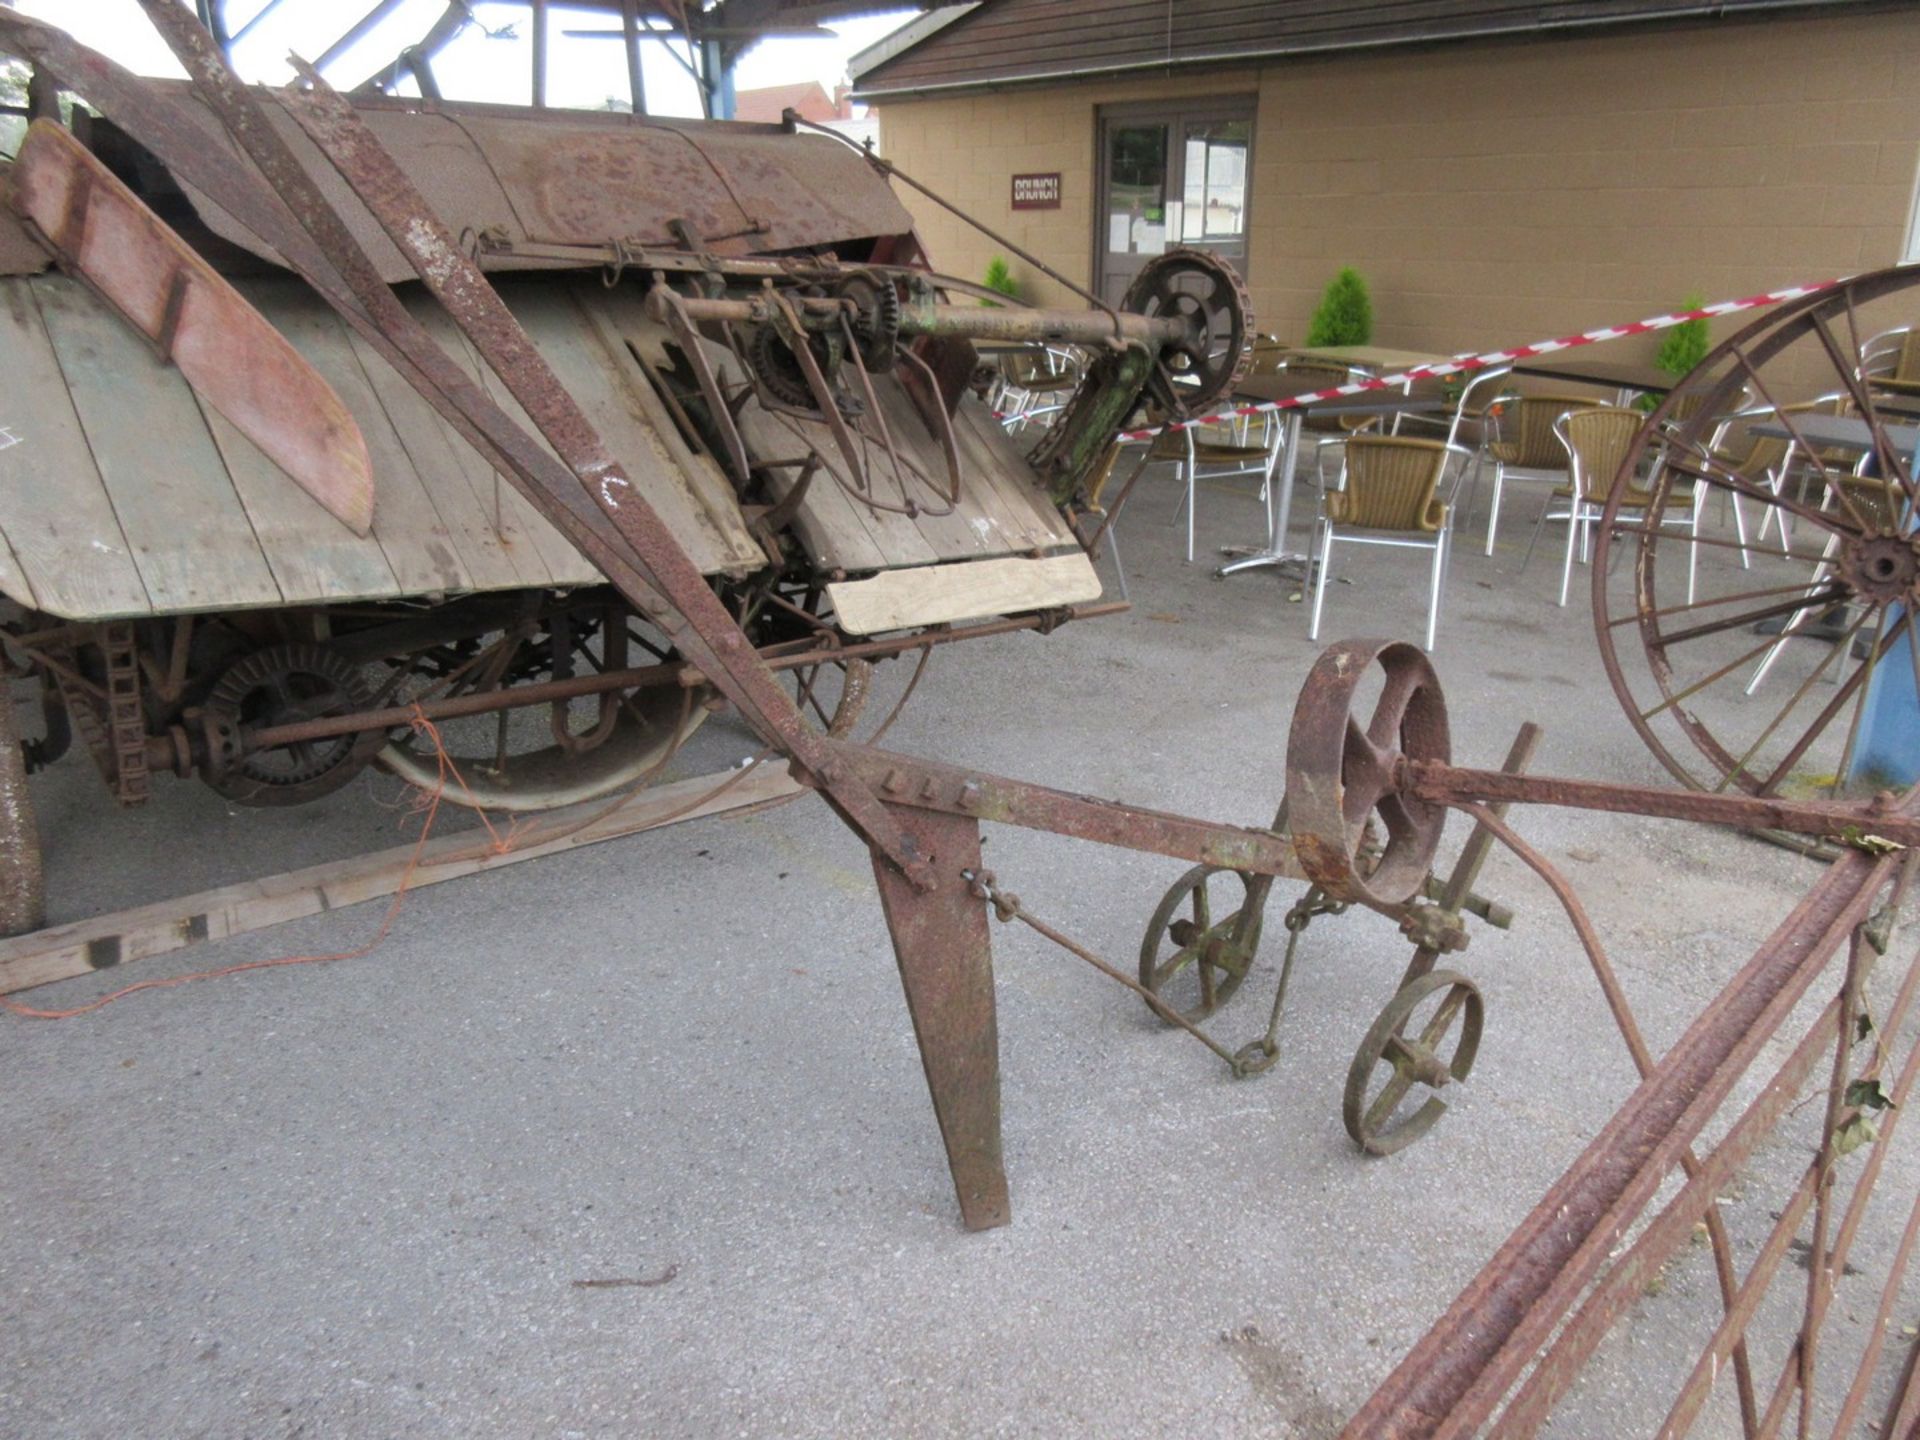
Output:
[[2, 468, 1916, 1438]]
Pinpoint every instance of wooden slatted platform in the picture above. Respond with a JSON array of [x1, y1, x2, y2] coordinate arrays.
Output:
[[0, 270, 1089, 624]]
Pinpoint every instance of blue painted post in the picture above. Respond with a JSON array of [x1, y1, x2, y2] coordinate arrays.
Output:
[[1849, 603, 1919, 789]]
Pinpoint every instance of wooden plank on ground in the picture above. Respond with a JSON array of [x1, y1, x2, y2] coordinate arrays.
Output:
[[35, 273, 283, 613], [0, 762, 803, 996], [826, 551, 1102, 635], [0, 278, 150, 618]]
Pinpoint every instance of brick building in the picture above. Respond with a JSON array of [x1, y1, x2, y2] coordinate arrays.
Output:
[[851, 1, 1920, 362]]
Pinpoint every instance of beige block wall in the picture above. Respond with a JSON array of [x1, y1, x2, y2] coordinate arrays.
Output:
[[871, 11, 1920, 375]]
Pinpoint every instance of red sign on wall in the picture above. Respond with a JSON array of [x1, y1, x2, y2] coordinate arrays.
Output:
[[1011, 172, 1062, 210]]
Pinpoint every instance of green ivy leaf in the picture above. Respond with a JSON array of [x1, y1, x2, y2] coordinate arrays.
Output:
[[1856, 1010, 1877, 1043], [1845, 1078, 1897, 1112], [1835, 1114, 1878, 1157]]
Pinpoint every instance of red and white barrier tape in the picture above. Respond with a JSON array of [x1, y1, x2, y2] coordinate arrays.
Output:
[[1104, 276, 1845, 443]]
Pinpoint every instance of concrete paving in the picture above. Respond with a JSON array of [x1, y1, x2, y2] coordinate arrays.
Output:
[[3, 468, 1917, 1438]]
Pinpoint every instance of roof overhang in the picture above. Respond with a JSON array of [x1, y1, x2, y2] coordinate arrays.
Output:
[[850, 0, 1888, 100]]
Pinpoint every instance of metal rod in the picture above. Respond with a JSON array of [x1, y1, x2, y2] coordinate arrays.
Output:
[[620, 0, 644, 115], [784, 113, 1123, 332], [530, 0, 547, 107], [653, 290, 1182, 349], [310, 0, 410, 75], [236, 604, 1129, 751], [1406, 760, 1920, 848], [1342, 846, 1900, 1438]]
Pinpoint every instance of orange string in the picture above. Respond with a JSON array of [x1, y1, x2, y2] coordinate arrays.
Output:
[[0, 706, 483, 1021]]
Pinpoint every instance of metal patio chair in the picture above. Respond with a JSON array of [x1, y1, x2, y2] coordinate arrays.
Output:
[[1860, 326, 1920, 396], [1308, 434, 1467, 652], [1392, 364, 1518, 533], [1533, 406, 1698, 607], [1481, 392, 1588, 556]]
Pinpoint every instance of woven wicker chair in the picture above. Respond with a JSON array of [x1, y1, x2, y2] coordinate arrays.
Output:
[[1481, 392, 1588, 556], [1534, 406, 1698, 607], [1861, 327, 1920, 397], [1392, 364, 1518, 535], [1309, 435, 1465, 652]]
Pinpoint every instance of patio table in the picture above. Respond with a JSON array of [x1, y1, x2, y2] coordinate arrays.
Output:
[[1746, 414, 1920, 459], [1511, 355, 1673, 401], [1210, 378, 1445, 579]]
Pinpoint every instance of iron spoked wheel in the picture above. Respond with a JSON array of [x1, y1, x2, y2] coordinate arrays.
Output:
[[375, 602, 709, 813], [1137, 864, 1267, 1024], [204, 643, 387, 806], [1593, 266, 1920, 801], [1342, 969, 1483, 1157], [1284, 640, 1452, 908], [1122, 247, 1253, 413]]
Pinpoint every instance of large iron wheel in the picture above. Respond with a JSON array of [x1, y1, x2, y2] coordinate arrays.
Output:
[[375, 599, 709, 813], [1592, 266, 1920, 800]]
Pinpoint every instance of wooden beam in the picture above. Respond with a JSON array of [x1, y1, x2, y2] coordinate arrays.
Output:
[[826, 552, 1102, 636], [0, 763, 803, 996]]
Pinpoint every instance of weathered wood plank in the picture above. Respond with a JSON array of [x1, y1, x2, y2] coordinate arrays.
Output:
[[266, 289, 472, 597], [200, 400, 401, 603], [578, 287, 764, 573], [826, 551, 1102, 634], [508, 285, 749, 575], [35, 274, 282, 613], [335, 316, 544, 594], [403, 295, 601, 587], [0, 762, 803, 996], [0, 279, 148, 617], [955, 403, 1079, 546]]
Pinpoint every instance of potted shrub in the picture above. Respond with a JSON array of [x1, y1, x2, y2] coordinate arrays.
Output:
[[1306, 267, 1373, 347]]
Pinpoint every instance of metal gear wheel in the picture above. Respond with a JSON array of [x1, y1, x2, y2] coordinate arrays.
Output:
[[201, 643, 386, 807]]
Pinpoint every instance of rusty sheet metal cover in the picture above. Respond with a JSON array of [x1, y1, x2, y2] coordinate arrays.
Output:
[[8, 120, 376, 535], [153, 86, 914, 283]]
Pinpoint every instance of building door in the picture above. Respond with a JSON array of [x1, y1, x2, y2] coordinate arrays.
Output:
[[1096, 100, 1255, 305]]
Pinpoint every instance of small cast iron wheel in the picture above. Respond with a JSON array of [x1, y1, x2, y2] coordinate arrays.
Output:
[[1122, 246, 1253, 413], [203, 643, 387, 807], [1284, 640, 1451, 908], [1591, 264, 1920, 800], [1342, 969, 1483, 1156], [1137, 864, 1265, 1024]]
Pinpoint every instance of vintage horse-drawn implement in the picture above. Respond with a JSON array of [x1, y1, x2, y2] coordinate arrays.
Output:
[[5, 7, 1920, 1435]]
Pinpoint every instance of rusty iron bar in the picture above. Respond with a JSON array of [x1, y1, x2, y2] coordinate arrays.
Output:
[[1489, 877, 1920, 1437], [816, 739, 1305, 881], [651, 288, 1187, 349], [1340, 842, 1903, 1439], [233, 604, 1127, 752], [1403, 759, 1920, 850]]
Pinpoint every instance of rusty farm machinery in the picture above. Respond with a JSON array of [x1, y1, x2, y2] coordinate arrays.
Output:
[[4, 6, 1920, 1435]]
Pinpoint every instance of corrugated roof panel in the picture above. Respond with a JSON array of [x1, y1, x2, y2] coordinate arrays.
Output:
[[853, 0, 1890, 94]]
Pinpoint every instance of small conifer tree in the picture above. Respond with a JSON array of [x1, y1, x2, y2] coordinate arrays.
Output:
[[1305, 267, 1373, 347], [1655, 292, 1711, 379], [982, 256, 1019, 307]]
